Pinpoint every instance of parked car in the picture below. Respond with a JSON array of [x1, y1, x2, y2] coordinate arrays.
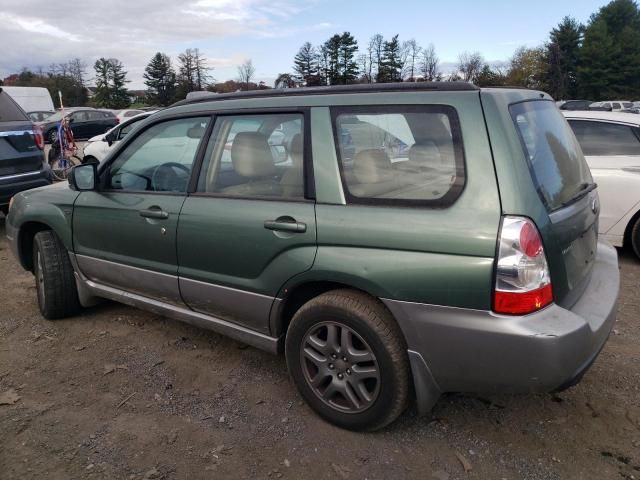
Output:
[[591, 101, 634, 112], [82, 111, 156, 164], [115, 109, 145, 123], [563, 110, 640, 258], [558, 99, 595, 111], [6, 84, 619, 431], [0, 88, 51, 215], [27, 110, 55, 122], [1, 86, 55, 113], [38, 108, 118, 143]]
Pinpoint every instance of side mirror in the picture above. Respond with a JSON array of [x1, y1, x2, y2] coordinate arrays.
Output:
[[68, 163, 97, 191], [104, 131, 115, 146]]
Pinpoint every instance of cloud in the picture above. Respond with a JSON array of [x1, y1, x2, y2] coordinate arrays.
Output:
[[0, 0, 321, 87]]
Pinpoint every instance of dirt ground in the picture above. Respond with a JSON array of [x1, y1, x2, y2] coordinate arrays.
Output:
[[0, 215, 638, 480]]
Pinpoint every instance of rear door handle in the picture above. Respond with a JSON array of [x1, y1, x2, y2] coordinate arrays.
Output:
[[139, 207, 169, 220], [264, 218, 307, 233]]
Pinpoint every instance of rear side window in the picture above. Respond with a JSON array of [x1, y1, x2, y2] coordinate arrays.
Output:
[[510, 100, 593, 211], [0, 91, 28, 122], [332, 106, 465, 206], [568, 120, 640, 156]]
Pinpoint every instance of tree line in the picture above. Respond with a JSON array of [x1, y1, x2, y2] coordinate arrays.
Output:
[[277, 0, 640, 100], [2, 0, 638, 107]]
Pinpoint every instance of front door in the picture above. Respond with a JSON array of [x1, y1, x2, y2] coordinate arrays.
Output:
[[178, 112, 316, 333], [73, 115, 211, 303]]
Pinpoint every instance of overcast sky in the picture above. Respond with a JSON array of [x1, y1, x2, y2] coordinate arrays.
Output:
[[0, 0, 609, 89]]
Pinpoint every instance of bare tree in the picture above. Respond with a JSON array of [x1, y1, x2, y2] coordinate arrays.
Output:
[[192, 48, 212, 90], [274, 73, 297, 88], [458, 51, 484, 83], [419, 43, 440, 81], [402, 39, 421, 81], [237, 59, 256, 91], [368, 34, 384, 82], [67, 58, 87, 86]]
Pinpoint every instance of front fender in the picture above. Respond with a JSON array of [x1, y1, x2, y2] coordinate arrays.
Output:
[[8, 182, 79, 269]]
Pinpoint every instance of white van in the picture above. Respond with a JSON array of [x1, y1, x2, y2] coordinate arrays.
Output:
[[2, 87, 55, 117]]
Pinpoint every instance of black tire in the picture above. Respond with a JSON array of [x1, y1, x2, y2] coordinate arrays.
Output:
[[82, 155, 99, 165], [47, 129, 57, 144], [285, 289, 409, 431], [33, 230, 80, 319], [631, 217, 640, 260]]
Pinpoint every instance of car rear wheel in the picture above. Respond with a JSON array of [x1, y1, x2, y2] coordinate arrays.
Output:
[[285, 289, 409, 431], [47, 129, 57, 144], [631, 217, 640, 260], [33, 230, 80, 319]]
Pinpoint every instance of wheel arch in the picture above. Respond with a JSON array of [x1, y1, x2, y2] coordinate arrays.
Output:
[[270, 275, 399, 342], [17, 221, 53, 271], [623, 207, 640, 250]]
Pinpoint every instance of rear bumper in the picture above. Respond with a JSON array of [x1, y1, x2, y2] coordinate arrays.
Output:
[[384, 241, 619, 412], [0, 167, 52, 206]]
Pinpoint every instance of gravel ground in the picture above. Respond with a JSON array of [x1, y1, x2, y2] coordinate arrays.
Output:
[[0, 214, 638, 480]]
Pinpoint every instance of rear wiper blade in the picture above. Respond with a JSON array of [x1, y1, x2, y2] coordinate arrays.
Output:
[[558, 183, 598, 209]]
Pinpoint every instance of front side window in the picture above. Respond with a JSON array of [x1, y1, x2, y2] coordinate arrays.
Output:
[[332, 106, 465, 205], [106, 116, 209, 193], [197, 113, 305, 199], [511, 100, 592, 211], [568, 120, 640, 156]]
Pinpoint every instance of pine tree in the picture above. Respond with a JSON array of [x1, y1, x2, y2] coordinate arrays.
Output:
[[545, 16, 583, 100], [578, 0, 640, 99], [293, 42, 321, 86], [337, 32, 359, 84], [144, 52, 177, 106], [93, 58, 112, 108], [323, 35, 341, 85], [378, 35, 403, 83], [93, 58, 130, 109]]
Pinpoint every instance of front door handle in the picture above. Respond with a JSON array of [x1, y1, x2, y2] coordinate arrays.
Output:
[[139, 207, 169, 220], [264, 217, 307, 233]]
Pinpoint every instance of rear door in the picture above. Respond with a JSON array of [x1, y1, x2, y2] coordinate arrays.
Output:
[[510, 100, 598, 308], [70, 111, 89, 138], [0, 91, 43, 176], [567, 119, 640, 234], [177, 111, 316, 334]]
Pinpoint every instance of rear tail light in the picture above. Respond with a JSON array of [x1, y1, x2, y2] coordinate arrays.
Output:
[[32, 124, 44, 150], [115, 118, 120, 124], [493, 216, 553, 315]]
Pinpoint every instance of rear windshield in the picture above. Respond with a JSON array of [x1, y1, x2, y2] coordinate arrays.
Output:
[[510, 100, 593, 211], [0, 91, 28, 122]]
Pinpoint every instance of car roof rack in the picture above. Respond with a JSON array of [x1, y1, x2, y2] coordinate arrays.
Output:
[[172, 82, 479, 107]]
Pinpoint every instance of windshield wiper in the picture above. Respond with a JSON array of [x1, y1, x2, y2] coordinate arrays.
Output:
[[558, 182, 598, 209]]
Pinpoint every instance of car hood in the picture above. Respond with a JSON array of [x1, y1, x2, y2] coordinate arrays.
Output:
[[87, 133, 103, 142]]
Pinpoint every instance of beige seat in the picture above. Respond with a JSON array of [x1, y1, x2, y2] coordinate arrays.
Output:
[[347, 149, 400, 198], [221, 132, 281, 197], [280, 133, 304, 198]]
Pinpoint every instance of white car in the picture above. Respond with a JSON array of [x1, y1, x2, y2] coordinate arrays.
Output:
[[590, 100, 634, 112], [115, 109, 145, 123], [83, 111, 155, 164], [563, 110, 640, 257]]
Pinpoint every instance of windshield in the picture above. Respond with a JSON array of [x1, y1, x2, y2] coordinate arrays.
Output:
[[511, 100, 593, 211], [623, 102, 633, 108]]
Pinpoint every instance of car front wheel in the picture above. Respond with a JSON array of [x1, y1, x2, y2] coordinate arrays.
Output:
[[33, 230, 80, 319], [285, 289, 410, 431], [631, 216, 640, 260]]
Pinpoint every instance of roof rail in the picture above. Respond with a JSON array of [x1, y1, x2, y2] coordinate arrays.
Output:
[[172, 82, 479, 107]]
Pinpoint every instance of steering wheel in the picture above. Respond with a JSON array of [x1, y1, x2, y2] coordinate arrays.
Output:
[[151, 162, 191, 192]]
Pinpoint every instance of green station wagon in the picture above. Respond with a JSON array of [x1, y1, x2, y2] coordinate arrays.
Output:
[[6, 83, 619, 431]]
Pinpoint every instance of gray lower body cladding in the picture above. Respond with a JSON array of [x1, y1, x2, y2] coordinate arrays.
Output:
[[384, 241, 618, 411]]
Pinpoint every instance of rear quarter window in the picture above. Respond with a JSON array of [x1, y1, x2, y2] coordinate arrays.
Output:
[[0, 91, 28, 122], [332, 105, 465, 206], [510, 100, 593, 211]]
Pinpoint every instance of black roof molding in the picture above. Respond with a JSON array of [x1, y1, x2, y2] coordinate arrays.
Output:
[[172, 82, 479, 107]]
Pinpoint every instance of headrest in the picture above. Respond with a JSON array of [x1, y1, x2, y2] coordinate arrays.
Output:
[[289, 133, 303, 166], [408, 142, 442, 165], [231, 132, 276, 178], [353, 149, 394, 184]]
